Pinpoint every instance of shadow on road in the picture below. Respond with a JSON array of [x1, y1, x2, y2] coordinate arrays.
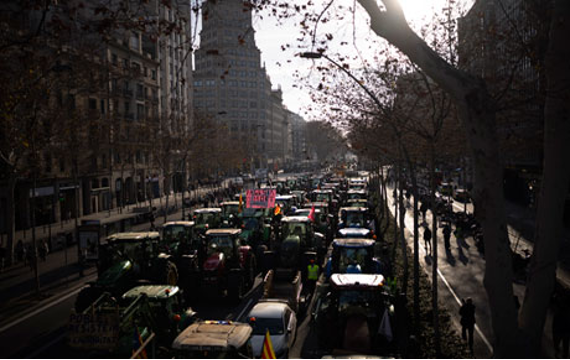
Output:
[[445, 248, 456, 266]]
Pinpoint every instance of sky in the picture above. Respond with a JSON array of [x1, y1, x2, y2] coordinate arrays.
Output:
[[250, 0, 474, 119]]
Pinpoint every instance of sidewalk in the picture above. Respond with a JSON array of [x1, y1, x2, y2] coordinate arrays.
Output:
[[388, 183, 562, 358]]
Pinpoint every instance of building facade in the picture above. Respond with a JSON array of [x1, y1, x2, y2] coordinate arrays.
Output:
[[193, 0, 290, 170]]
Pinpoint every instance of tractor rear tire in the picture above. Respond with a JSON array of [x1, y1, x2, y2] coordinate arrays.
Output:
[[157, 260, 179, 285]]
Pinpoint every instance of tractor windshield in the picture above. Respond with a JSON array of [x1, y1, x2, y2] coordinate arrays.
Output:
[[207, 235, 234, 257], [283, 223, 306, 238], [222, 205, 239, 216], [243, 218, 259, 231], [316, 193, 331, 202], [163, 226, 189, 243], [338, 248, 369, 273], [196, 213, 215, 225], [345, 212, 365, 227], [108, 241, 148, 262]]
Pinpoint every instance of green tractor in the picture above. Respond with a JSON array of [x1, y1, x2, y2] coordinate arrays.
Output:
[[162, 222, 203, 300], [192, 208, 223, 235], [68, 285, 196, 357], [220, 201, 241, 227], [264, 216, 326, 277], [74, 232, 179, 312], [238, 208, 273, 259]]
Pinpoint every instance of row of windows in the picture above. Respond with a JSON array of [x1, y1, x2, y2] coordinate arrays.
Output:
[[110, 53, 157, 80]]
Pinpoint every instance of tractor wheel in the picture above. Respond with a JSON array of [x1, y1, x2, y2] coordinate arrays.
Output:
[[157, 260, 179, 285], [75, 287, 100, 312]]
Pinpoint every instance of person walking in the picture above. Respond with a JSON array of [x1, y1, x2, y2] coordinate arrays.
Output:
[[460, 298, 476, 353], [420, 202, 428, 221], [423, 225, 432, 256], [442, 223, 452, 251], [149, 207, 157, 231], [306, 259, 320, 296]]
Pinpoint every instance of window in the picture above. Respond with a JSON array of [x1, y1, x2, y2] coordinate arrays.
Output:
[[88, 98, 97, 110], [151, 69, 157, 80], [111, 54, 118, 65], [100, 100, 105, 114], [59, 158, 66, 172]]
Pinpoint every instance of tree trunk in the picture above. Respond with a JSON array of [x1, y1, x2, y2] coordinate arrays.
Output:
[[520, 1, 570, 355], [5, 174, 16, 265], [398, 156, 409, 292], [429, 145, 440, 355], [356, 2, 519, 354], [31, 173, 40, 295]]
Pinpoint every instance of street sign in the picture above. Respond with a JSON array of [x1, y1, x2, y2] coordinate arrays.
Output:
[[246, 189, 276, 209]]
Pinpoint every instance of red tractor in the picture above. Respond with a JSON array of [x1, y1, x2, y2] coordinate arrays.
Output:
[[201, 229, 256, 302]]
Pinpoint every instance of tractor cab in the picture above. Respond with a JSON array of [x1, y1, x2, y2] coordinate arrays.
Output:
[[162, 221, 199, 254], [220, 201, 241, 226], [338, 207, 370, 230], [192, 208, 222, 234], [347, 189, 367, 201], [324, 239, 382, 279]]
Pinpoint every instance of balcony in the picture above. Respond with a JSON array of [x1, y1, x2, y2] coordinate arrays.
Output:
[[123, 89, 133, 98], [136, 91, 144, 100], [125, 113, 134, 121]]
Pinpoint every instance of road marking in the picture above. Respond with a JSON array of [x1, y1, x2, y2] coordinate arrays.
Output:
[[0, 284, 85, 334]]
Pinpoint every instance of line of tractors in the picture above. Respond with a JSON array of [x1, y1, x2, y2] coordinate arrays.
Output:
[[67, 171, 404, 358]]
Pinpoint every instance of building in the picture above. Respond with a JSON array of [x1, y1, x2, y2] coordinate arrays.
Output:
[[458, 0, 547, 205], [193, 0, 290, 170], [288, 111, 307, 162], [0, 0, 193, 244]]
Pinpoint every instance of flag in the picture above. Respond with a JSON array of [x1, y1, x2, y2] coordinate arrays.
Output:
[[274, 204, 281, 216], [308, 205, 315, 222], [132, 327, 147, 359], [377, 308, 393, 342], [261, 329, 276, 359], [238, 194, 243, 213]]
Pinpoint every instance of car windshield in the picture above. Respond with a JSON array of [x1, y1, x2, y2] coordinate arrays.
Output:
[[207, 236, 233, 256], [250, 317, 284, 335], [345, 212, 365, 227], [338, 248, 369, 272], [284, 223, 306, 237]]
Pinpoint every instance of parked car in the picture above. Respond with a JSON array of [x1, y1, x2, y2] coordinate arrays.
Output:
[[247, 299, 297, 358]]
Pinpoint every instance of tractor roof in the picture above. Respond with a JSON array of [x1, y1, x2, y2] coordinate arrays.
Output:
[[221, 201, 240, 206], [338, 228, 372, 237], [163, 221, 195, 228], [122, 285, 179, 300], [306, 202, 328, 208], [206, 228, 242, 236], [333, 238, 375, 248], [276, 195, 295, 201], [106, 232, 160, 242], [312, 189, 333, 194], [330, 274, 385, 289], [194, 208, 222, 214], [340, 207, 368, 213], [281, 216, 310, 223], [172, 321, 252, 351], [347, 189, 367, 194]]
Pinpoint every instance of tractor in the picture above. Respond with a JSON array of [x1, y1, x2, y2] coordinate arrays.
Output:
[[68, 285, 196, 357], [192, 208, 223, 235], [200, 229, 256, 301], [74, 232, 179, 312], [313, 274, 400, 356]]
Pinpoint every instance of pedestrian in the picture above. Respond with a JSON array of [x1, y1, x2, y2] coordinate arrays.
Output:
[[38, 239, 48, 262], [553, 293, 570, 358], [454, 226, 464, 248], [460, 298, 476, 353], [423, 226, 432, 256], [15, 239, 24, 263], [306, 259, 319, 296], [443, 223, 452, 251], [420, 202, 428, 220]]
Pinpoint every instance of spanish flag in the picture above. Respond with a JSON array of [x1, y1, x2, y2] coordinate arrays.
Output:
[[132, 326, 147, 359], [238, 194, 243, 213], [261, 329, 276, 359], [274, 204, 281, 216]]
